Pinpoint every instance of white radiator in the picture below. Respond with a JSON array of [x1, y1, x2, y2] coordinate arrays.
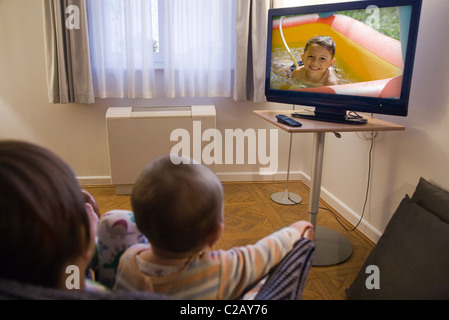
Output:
[[106, 105, 216, 194]]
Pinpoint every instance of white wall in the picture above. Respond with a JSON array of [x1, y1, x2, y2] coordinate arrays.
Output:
[[1, 0, 448, 243]]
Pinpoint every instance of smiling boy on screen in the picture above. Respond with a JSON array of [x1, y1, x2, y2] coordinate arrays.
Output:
[[291, 35, 339, 87]]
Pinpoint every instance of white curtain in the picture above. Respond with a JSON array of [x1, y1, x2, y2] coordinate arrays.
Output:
[[163, 0, 236, 98], [42, 0, 95, 104], [87, 0, 236, 99], [87, 0, 157, 99], [233, 0, 328, 103], [233, 0, 272, 103]]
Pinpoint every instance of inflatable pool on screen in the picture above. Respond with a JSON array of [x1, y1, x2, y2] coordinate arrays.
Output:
[[271, 12, 405, 98]]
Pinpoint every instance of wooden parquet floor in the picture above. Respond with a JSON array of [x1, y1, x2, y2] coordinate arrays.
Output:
[[83, 180, 374, 300]]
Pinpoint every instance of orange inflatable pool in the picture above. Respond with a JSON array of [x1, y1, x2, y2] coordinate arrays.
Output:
[[271, 13, 404, 98]]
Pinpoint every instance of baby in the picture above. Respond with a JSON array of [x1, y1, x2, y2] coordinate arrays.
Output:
[[291, 35, 339, 87], [113, 155, 314, 299]]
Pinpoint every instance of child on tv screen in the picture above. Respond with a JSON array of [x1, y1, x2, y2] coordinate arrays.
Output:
[[290, 35, 339, 87]]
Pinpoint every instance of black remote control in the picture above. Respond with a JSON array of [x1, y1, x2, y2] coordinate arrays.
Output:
[[276, 114, 302, 127]]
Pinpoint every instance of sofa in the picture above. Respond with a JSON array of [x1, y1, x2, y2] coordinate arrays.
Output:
[[0, 238, 315, 300], [0, 278, 170, 300], [346, 177, 449, 299]]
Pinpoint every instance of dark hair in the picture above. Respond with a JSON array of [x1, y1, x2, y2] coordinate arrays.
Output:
[[0, 141, 90, 288], [304, 36, 336, 57], [131, 155, 223, 253]]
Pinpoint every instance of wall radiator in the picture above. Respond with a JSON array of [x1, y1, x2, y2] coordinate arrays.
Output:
[[106, 105, 216, 194]]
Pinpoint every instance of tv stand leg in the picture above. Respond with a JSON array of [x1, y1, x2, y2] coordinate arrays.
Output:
[[309, 132, 353, 266], [309, 132, 325, 229], [271, 132, 302, 205]]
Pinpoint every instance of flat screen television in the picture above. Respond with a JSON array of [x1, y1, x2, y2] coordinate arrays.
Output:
[[265, 0, 422, 124]]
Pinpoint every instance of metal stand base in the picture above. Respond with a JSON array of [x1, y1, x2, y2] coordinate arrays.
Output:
[[271, 190, 302, 205], [312, 226, 353, 266]]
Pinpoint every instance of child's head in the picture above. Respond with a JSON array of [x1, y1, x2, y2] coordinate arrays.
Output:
[[304, 36, 336, 58], [301, 36, 337, 77], [131, 155, 224, 256], [0, 140, 94, 288]]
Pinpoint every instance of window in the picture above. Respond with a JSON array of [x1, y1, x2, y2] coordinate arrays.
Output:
[[87, 0, 236, 99]]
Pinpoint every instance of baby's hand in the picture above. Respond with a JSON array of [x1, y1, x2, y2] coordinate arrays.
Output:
[[302, 227, 314, 241], [290, 221, 314, 241]]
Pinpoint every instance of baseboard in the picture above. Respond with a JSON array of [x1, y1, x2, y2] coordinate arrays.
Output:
[[77, 176, 112, 186], [217, 171, 303, 182], [78, 172, 303, 184]]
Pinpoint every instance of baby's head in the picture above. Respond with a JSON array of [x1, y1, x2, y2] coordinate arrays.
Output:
[[131, 155, 224, 256], [304, 36, 336, 58]]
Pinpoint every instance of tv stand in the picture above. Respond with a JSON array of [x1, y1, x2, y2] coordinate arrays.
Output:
[[292, 108, 368, 125], [253, 110, 405, 266]]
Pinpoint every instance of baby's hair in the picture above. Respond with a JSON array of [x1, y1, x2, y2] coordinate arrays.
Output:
[[131, 155, 224, 254], [304, 36, 336, 57]]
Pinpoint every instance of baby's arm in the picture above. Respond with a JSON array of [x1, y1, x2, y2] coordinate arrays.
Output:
[[217, 220, 314, 299]]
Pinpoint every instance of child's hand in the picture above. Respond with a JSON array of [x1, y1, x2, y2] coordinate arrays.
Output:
[[85, 203, 99, 240], [82, 189, 101, 218], [302, 227, 314, 241], [290, 221, 314, 241], [82, 189, 101, 240]]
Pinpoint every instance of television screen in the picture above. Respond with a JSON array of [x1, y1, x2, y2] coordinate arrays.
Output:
[[265, 0, 422, 124]]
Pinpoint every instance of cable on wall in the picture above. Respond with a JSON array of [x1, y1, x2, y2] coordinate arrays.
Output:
[[329, 134, 374, 232], [309, 129, 376, 232]]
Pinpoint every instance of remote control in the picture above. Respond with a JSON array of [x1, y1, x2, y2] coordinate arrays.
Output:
[[276, 114, 302, 127]]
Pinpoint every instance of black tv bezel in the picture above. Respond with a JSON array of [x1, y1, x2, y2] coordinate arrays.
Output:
[[265, 0, 422, 118]]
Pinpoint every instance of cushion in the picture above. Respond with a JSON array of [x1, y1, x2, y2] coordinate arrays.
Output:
[[411, 177, 449, 224], [254, 238, 315, 300], [347, 178, 449, 299]]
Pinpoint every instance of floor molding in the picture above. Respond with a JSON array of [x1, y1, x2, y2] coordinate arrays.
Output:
[[77, 176, 112, 186]]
